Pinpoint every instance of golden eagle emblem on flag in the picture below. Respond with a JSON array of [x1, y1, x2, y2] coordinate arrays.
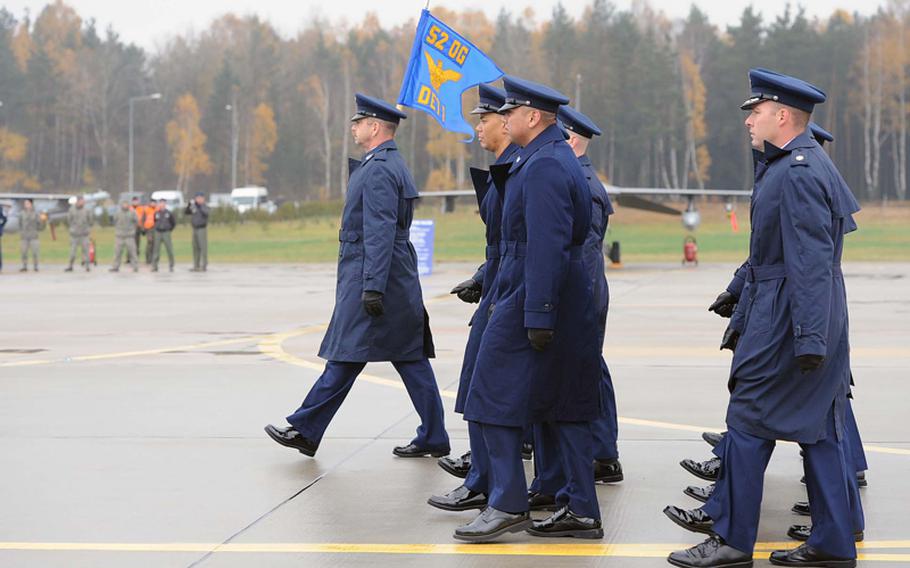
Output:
[[424, 51, 462, 92]]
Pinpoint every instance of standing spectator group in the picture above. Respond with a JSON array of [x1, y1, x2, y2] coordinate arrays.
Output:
[[5, 193, 210, 274]]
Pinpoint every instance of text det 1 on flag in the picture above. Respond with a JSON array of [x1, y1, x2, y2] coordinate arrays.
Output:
[[397, 9, 503, 141]]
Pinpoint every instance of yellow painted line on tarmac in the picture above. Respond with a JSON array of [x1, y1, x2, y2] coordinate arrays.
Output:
[[617, 416, 720, 434], [603, 345, 910, 359], [0, 541, 908, 560], [257, 327, 458, 398], [861, 445, 910, 456], [258, 328, 910, 457]]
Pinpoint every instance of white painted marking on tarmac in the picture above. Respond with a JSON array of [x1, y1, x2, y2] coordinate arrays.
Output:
[[0, 336, 266, 368]]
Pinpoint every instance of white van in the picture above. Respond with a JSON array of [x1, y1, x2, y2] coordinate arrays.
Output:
[[231, 186, 276, 214], [209, 192, 235, 208], [150, 190, 186, 211]]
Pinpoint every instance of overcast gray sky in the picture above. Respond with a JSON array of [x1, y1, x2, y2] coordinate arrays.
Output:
[[1, 0, 882, 50]]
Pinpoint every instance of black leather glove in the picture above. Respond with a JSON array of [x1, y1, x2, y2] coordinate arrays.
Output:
[[720, 327, 740, 352], [450, 278, 482, 304], [797, 354, 825, 374], [362, 291, 384, 317], [527, 328, 554, 352], [708, 291, 738, 318]]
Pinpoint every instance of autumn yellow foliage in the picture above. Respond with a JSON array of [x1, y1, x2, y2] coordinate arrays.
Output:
[[166, 93, 212, 192]]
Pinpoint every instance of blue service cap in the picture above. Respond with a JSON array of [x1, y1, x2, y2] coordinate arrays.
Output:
[[741, 68, 826, 113], [499, 75, 569, 114], [558, 105, 602, 138], [808, 122, 834, 145], [471, 84, 507, 115], [351, 93, 407, 124], [194, 191, 205, 197]]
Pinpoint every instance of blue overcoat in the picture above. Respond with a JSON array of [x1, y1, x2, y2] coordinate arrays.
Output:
[[454, 144, 520, 414], [726, 131, 860, 444], [318, 140, 434, 362], [579, 154, 614, 346], [464, 124, 602, 427]]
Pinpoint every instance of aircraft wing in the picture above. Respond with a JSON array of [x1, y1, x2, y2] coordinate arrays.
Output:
[[0, 192, 75, 234], [418, 187, 752, 199], [418, 190, 474, 198], [605, 186, 752, 197]]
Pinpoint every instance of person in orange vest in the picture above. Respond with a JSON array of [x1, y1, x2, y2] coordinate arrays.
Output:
[[131, 196, 144, 260], [141, 201, 157, 264]]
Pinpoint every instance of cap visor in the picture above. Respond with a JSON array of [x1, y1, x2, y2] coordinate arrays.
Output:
[[498, 102, 522, 112], [350, 113, 368, 122], [740, 98, 763, 111]]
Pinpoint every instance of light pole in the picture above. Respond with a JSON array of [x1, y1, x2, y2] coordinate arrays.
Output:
[[225, 91, 238, 190], [575, 73, 582, 112], [129, 92, 162, 194]]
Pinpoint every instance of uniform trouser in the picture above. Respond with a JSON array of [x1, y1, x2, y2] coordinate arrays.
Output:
[[135, 230, 143, 258], [845, 400, 868, 472], [710, 395, 867, 474], [68, 236, 90, 267], [464, 420, 490, 494], [20, 238, 39, 268], [522, 425, 534, 446], [152, 231, 174, 269], [590, 358, 619, 460], [112, 236, 138, 269], [145, 231, 155, 263], [703, 406, 858, 558], [476, 423, 528, 513], [192, 227, 208, 270], [529, 421, 600, 519], [287, 359, 449, 451]]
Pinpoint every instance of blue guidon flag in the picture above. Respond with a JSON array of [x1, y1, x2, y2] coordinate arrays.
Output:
[[397, 9, 503, 141]]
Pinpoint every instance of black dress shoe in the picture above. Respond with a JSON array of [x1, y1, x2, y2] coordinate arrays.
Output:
[[663, 505, 714, 535], [393, 443, 450, 458], [800, 473, 866, 487], [787, 525, 864, 543], [684, 484, 715, 504], [528, 491, 559, 511], [521, 442, 533, 460], [438, 452, 471, 478], [594, 457, 624, 483], [526, 506, 604, 539], [681, 457, 721, 481], [769, 543, 856, 567], [668, 535, 753, 568], [453, 506, 532, 542], [792, 501, 811, 516], [264, 424, 318, 456], [427, 485, 488, 512], [702, 431, 726, 448]]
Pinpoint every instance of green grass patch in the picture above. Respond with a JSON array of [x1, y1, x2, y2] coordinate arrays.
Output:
[[9, 202, 909, 265]]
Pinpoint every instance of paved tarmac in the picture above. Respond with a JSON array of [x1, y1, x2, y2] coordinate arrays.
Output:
[[1, 261, 908, 567]]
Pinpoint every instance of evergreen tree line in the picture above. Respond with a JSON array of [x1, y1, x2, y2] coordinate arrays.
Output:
[[0, 0, 907, 202]]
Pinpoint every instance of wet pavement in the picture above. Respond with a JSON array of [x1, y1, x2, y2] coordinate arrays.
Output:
[[1, 262, 908, 567]]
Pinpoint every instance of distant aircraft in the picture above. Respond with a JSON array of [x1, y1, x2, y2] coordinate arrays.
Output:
[[0, 191, 109, 238], [419, 183, 752, 232]]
